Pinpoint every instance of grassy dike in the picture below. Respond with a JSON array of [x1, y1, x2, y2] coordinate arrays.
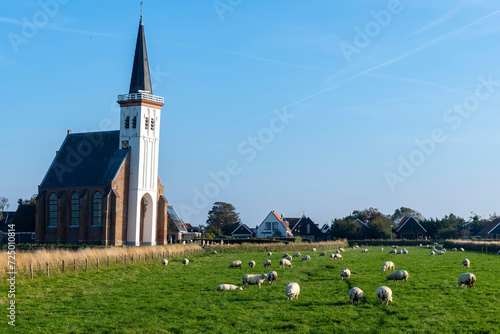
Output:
[[2, 245, 499, 333]]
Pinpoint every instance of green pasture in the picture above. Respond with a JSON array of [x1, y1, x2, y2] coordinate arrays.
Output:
[[2, 246, 499, 333]]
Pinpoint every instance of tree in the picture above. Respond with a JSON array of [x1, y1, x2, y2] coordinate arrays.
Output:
[[0, 197, 9, 220], [206, 202, 241, 236], [331, 207, 392, 240], [369, 217, 392, 239], [391, 207, 424, 223], [331, 217, 361, 239], [17, 194, 36, 206]]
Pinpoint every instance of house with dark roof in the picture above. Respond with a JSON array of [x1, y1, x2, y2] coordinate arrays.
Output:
[[476, 218, 500, 239], [286, 214, 325, 242], [1, 204, 36, 244], [231, 224, 254, 238], [255, 211, 293, 238], [35, 16, 170, 245], [354, 219, 371, 239], [396, 216, 427, 240], [167, 206, 200, 243], [0, 211, 15, 236]]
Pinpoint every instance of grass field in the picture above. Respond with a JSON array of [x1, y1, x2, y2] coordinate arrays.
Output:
[[2, 245, 499, 333]]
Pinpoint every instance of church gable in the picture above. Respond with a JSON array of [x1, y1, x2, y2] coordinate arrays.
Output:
[[40, 131, 129, 189]]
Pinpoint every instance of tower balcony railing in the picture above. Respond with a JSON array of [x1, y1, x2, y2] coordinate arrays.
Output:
[[118, 92, 164, 104]]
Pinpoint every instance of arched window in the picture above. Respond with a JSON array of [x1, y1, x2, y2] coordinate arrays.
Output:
[[70, 193, 79, 226], [92, 192, 103, 226], [150, 118, 155, 130], [49, 193, 57, 226], [145, 117, 149, 130], [132, 116, 137, 128], [125, 116, 130, 129]]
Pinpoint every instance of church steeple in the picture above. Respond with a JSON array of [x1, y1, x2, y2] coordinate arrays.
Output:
[[129, 17, 152, 94]]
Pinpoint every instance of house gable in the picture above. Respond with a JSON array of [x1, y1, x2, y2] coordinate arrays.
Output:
[[477, 218, 500, 237], [396, 216, 427, 239], [231, 224, 253, 237], [256, 211, 291, 238]]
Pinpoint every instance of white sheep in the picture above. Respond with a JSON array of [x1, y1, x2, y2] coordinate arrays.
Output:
[[340, 268, 351, 280], [349, 287, 363, 305], [382, 261, 395, 272], [376, 286, 393, 305], [280, 258, 293, 269], [389, 249, 397, 254], [353, 245, 359, 249], [385, 270, 409, 283], [401, 248, 408, 255], [391, 245, 398, 249], [282, 253, 290, 258], [312, 248, 317, 252], [437, 251, 445, 256], [452, 248, 457, 252], [336, 249, 340, 254], [293, 252, 301, 258], [285, 255, 292, 261], [267, 251, 272, 257], [302, 255, 311, 261], [285, 282, 300, 300], [462, 258, 470, 268], [361, 248, 368, 253], [430, 250, 436, 256], [396, 249, 403, 255], [248, 260, 256, 269], [182, 258, 189, 265], [217, 284, 242, 291], [228, 260, 242, 269], [161, 259, 168, 266], [458, 273, 476, 288], [460, 248, 465, 252], [497, 250, 500, 255], [338, 248, 345, 252], [267, 271, 278, 285], [380, 247, 384, 252], [211, 250, 217, 255], [241, 273, 268, 289], [319, 251, 326, 257], [330, 253, 342, 260], [263, 259, 272, 269]]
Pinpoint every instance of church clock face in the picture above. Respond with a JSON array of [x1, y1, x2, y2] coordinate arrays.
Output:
[[122, 140, 129, 149]]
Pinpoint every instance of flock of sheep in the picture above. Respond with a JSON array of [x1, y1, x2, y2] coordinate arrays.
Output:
[[160, 243, 488, 304]]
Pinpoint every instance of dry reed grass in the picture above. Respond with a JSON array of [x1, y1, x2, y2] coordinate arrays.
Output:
[[205, 240, 348, 254], [444, 239, 500, 252]]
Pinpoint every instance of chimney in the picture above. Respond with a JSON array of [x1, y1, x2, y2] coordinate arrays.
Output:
[[67, 130, 72, 135]]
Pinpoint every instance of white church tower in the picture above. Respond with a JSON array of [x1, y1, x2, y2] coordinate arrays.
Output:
[[118, 15, 164, 246]]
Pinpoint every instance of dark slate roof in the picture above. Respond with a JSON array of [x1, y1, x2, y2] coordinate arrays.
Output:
[[2, 204, 35, 232], [232, 224, 253, 236], [40, 131, 128, 189], [396, 216, 427, 233], [477, 218, 500, 235], [129, 17, 152, 94], [0, 211, 15, 231], [167, 206, 187, 233]]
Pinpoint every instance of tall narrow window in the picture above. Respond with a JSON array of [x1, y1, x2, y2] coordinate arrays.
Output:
[[49, 194, 57, 226], [92, 192, 102, 226], [145, 117, 149, 130], [132, 116, 137, 128], [124, 116, 130, 129], [70, 193, 79, 226], [150, 118, 155, 130], [307, 224, 310, 234]]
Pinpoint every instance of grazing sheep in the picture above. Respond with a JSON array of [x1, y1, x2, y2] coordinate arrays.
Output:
[[460, 248, 465, 252], [340, 268, 351, 280], [391, 245, 398, 249], [458, 273, 476, 288], [248, 260, 256, 269], [302, 255, 311, 261], [280, 258, 293, 269], [319, 251, 326, 256], [376, 286, 393, 305], [380, 247, 384, 252], [401, 248, 408, 255], [182, 258, 189, 265], [361, 248, 368, 253], [267, 271, 278, 285], [338, 248, 345, 252], [282, 253, 290, 258], [263, 259, 272, 269], [498, 250, 500, 255], [330, 253, 342, 260], [336, 249, 340, 254], [463, 258, 470, 268], [211, 250, 217, 255], [430, 250, 436, 256], [385, 270, 409, 283], [452, 248, 457, 252], [396, 249, 403, 255], [382, 261, 395, 272], [285, 255, 293, 261], [312, 248, 317, 252], [217, 284, 242, 291], [285, 282, 300, 300], [161, 259, 168, 266], [241, 273, 268, 289], [293, 252, 301, 258], [267, 251, 272, 257], [353, 245, 359, 249], [389, 249, 397, 254], [349, 287, 363, 305], [228, 260, 243, 269], [437, 251, 445, 256]]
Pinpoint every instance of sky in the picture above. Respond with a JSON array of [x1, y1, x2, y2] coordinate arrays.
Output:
[[2, 0, 500, 228]]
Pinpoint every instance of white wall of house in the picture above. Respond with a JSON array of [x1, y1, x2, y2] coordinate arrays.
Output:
[[255, 212, 289, 238]]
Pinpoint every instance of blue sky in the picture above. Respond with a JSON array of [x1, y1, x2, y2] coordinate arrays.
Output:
[[2, 1, 500, 228]]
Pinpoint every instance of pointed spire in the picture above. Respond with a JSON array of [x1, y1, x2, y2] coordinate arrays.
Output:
[[129, 16, 152, 94]]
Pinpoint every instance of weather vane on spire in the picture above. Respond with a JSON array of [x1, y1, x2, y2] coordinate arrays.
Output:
[[140, 1, 143, 18]]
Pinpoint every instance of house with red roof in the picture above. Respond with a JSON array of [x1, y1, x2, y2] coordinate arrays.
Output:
[[476, 218, 500, 239], [255, 211, 293, 238]]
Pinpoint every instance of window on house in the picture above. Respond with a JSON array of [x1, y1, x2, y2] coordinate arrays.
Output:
[[31, 233, 35, 240], [150, 118, 155, 130], [92, 192, 103, 226], [307, 224, 310, 234], [265, 222, 271, 230], [132, 116, 137, 128], [70, 193, 79, 226], [145, 117, 149, 130], [125, 116, 130, 129], [272, 222, 277, 230], [49, 193, 57, 226]]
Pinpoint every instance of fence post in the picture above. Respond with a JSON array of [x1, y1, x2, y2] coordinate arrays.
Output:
[[107, 256, 110, 268], [30, 263, 33, 280], [132, 254, 134, 264], [74, 259, 76, 271], [97, 257, 99, 269], [138, 254, 141, 263], [86, 258, 88, 271], [116, 256, 118, 264], [62, 260, 65, 273], [125, 255, 127, 265], [46, 262, 49, 277]]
